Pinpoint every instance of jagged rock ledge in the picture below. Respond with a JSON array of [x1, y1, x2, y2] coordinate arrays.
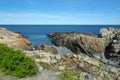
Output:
[[47, 27, 120, 67]]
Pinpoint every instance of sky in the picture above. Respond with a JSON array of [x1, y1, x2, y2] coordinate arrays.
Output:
[[0, 0, 120, 25]]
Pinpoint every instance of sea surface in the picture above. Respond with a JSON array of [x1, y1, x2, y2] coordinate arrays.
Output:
[[0, 25, 120, 46]]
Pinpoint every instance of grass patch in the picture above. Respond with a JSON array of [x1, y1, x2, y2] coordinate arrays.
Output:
[[60, 70, 79, 80], [0, 43, 37, 78]]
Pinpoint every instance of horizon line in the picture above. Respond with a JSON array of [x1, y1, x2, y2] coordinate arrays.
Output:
[[0, 24, 120, 26]]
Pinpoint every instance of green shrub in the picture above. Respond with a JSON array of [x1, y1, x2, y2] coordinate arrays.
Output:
[[60, 70, 79, 80], [0, 43, 37, 78], [59, 70, 79, 80]]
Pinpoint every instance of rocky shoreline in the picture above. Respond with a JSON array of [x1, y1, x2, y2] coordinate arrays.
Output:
[[48, 27, 120, 67], [0, 27, 120, 80]]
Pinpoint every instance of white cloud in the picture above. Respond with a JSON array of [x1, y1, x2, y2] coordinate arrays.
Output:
[[0, 12, 112, 24], [0, 13, 70, 19], [0, 12, 106, 19]]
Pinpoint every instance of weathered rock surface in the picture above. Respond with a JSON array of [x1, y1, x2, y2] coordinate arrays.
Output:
[[99, 27, 120, 45], [24, 50, 120, 80], [99, 27, 120, 38], [48, 32, 105, 57], [99, 28, 120, 65], [0, 27, 32, 50], [35, 44, 58, 54], [48, 27, 120, 66], [105, 33, 120, 64]]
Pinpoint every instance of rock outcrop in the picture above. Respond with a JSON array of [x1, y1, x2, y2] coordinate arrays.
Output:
[[0, 27, 32, 50], [35, 44, 58, 54], [48, 27, 120, 66], [99, 27, 120, 45], [48, 32, 105, 57], [105, 33, 120, 63], [99, 27, 120, 38], [99, 28, 120, 64], [110, 34, 120, 58]]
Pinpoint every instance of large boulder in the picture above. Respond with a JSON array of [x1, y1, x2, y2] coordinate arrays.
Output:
[[0, 27, 32, 50], [48, 32, 105, 57]]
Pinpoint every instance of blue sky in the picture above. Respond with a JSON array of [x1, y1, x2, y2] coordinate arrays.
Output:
[[0, 0, 120, 24]]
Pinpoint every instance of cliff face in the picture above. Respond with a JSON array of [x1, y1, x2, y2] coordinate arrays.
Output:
[[48, 27, 120, 67], [0, 27, 32, 50]]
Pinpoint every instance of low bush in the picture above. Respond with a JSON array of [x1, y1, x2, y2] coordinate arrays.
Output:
[[0, 43, 37, 78]]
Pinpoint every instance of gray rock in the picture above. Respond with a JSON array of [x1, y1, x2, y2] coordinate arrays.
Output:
[[98, 27, 120, 45], [35, 44, 58, 54], [79, 72, 94, 80], [99, 27, 120, 38], [105, 33, 120, 65]]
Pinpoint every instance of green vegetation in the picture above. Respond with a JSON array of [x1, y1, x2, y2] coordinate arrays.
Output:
[[60, 70, 79, 80], [0, 43, 37, 78]]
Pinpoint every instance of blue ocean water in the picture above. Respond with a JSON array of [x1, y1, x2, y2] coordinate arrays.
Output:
[[0, 25, 120, 46]]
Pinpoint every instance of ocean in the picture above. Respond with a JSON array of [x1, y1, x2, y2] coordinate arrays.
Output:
[[0, 25, 120, 46]]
